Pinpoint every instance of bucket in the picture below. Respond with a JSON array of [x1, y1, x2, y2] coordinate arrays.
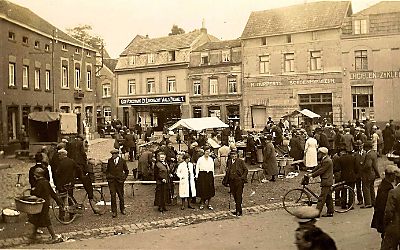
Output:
[[2, 209, 20, 223]]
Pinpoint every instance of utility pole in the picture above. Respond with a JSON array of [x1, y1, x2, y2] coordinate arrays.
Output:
[[52, 29, 57, 110]]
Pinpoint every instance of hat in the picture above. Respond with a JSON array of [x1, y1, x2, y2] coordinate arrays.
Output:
[[318, 147, 329, 155], [61, 138, 68, 143], [385, 165, 398, 175], [338, 128, 344, 132], [292, 207, 320, 224], [58, 149, 68, 155], [344, 128, 350, 132], [354, 140, 364, 147], [266, 135, 273, 141], [110, 149, 119, 154], [386, 123, 390, 127], [191, 142, 198, 147], [35, 152, 43, 162], [229, 149, 238, 155]]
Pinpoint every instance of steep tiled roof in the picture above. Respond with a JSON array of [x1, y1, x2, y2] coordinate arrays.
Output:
[[120, 30, 219, 56], [241, 1, 351, 39], [355, 1, 400, 15], [0, 0, 94, 50], [193, 39, 241, 52], [103, 58, 118, 72]]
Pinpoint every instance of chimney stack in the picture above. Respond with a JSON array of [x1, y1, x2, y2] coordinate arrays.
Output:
[[200, 19, 207, 34]]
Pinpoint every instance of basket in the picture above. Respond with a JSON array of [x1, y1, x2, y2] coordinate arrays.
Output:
[[14, 189, 45, 215], [2, 213, 20, 223]]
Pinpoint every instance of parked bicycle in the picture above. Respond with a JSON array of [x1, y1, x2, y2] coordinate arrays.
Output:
[[51, 183, 107, 224], [283, 175, 355, 215]]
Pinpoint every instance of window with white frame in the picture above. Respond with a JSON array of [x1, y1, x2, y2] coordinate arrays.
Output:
[[9, 63, 15, 87], [167, 76, 176, 92], [193, 81, 201, 95], [227, 77, 237, 94], [102, 83, 111, 97], [23, 65, 29, 88], [86, 50, 91, 57], [284, 53, 295, 72], [34, 69, 40, 89], [62, 65, 68, 88], [260, 55, 270, 74], [75, 68, 81, 88], [355, 50, 368, 70], [169, 51, 176, 61], [148, 53, 155, 64], [147, 78, 155, 93], [209, 79, 218, 95], [201, 53, 209, 64], [310, 51, 322, 71], [104, 107, 111, 122], [128, 79, 136, 95], [45, 70, 50, 90], [87, 71, 92, 89], [354, 20, 368, 35], [129, 55, 135, 65], [222, 50, 230, 62]]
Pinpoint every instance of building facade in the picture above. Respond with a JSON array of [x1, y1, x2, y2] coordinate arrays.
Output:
[[188, 39, 243, 127], [115, 27, 219, 131], [341, 1, 400, 126], [97, 58, 118, 126], [241, 1, 352, 130], [0, 0, 98, 146]]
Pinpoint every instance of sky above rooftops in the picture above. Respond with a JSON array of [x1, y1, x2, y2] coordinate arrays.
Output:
[[7, 0, 388, 58]]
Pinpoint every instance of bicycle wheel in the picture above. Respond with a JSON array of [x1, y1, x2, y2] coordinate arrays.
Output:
[[52, 195, 77, 225], [283, 189, 312, 215], [86, 189, 107, 215], [333, 185, 355, 213]]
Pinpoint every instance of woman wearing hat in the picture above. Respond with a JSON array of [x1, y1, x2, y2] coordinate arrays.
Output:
[[176, 154, 196, 210], [196, 146, 215, 210], [154, 151, 172, 212]]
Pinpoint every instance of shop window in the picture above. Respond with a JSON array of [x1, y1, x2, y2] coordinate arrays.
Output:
[[87, 71, 92, 90], [23, 65, 29, 88], [102, 83, 111, 97], [260, 55, 269, 74], [167, 76, 176, 92], [209, 79, 218, 95], [299, 93, 332, 104], [9, 63, 15, 87], [45, 70, 51, 90], [354, 19, 368, 35], [284, 53, 294, 72], [104, 107, 111, 122], [169, 51, 176, 61], [128, 79, 136, 95], [147, 78, 155, 93], [193, 107, 202, 118], [227, 77, 237, 94], [355, 50, 368, 71], [352, 86, 373, 120], [310, 51, 321, 71], [34, 69, 40, 89], [201, 53, 209, 65], [60, 106, 70, 113], [193, 81, 201, 95], [222, 50, 230, 62], [208, 106, 220, 118], [62, 65, 68, 88], [75, 67, 81, 89]]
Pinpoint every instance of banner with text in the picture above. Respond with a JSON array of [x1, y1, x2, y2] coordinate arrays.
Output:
[[249, 78, 342, 87], [119, 95, 186, 105]]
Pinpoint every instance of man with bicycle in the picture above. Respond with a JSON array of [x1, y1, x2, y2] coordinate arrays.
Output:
[[307, 147, 334, 217]]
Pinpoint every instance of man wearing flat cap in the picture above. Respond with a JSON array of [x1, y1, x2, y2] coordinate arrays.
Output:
[[223, 149, 248, 216], [380, 168, 400, 250], [308, 147, 334, 217], [106, 149, 129, 218], [371, 165, 397, 242]]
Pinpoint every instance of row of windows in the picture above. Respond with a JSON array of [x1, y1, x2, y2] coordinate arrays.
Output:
[[8, 31, 92, 56], [201, 50, 232, 64], [260, 32, 318, 46], [128, 51, 176, 66], [193, 78, 237, 95], [61, 64, 92, 90], [9, 63, 51, 91]]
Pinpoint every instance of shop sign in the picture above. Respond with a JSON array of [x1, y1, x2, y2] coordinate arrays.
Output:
[[119, 95, 186, 105], [350, 71, 400, 80], [249, 78, 340, 87]]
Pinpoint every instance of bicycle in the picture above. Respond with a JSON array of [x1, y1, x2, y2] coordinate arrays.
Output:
[[51, 183, 107, 224], [283, 175, 355, 216]]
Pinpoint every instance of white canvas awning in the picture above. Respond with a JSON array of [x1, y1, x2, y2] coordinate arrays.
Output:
[[169, 117, 229, 131], [299, 109, 321, 118]]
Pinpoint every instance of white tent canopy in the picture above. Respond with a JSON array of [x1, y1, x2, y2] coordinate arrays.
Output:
[[169, 117, 229, 131], [298, 109, 321, 118]]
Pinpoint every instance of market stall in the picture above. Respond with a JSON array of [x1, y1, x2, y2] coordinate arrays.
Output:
[[282, 109, 321, 128]]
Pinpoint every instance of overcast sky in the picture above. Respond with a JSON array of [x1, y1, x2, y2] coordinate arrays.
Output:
[[8, 0, 386, 58]]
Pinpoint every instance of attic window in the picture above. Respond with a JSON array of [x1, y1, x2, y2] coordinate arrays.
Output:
[[45, 44, 50, 52], [129, 55, 135, 65], [86, 50, 91, 57], [62, 43, 67, 51], [169, 51, 176, 61], [22, 36, 29, 45], [9, 32, 15, 41], [222, 50, 230, 62], [148, 53, 155, 64], [285, 34, 292, 43], [201, 53, 209, 65], [75, 48, 80, 54], [354, 19, 368, 34], [34, 41, 40, 48], [261, 37, 267, 46]]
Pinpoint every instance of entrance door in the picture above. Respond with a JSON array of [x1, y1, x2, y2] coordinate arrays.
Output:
[[251, 106, 266, 129], [7, 107, 18, 140], [123, 107, 129, 127]]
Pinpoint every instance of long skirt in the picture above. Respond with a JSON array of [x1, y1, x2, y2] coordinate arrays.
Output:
[[196, 171, 215, 200], [154, 183, 171, 207]]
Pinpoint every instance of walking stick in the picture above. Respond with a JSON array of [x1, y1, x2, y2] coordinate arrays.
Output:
[[229, 192, 231, 212]]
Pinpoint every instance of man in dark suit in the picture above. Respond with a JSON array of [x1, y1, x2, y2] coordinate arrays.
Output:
[[246, 132, 256, 165], [67, 135, 87, 174], [361, 142, 380, 208], [309, 147, 334, 217], [224, 149, 248, 216], [381, 169, 400, 250], [29, 152, 50, 188], [106, 149, 129, 218], [354, 140, 365, 205], [124, 130, 136, 162], [341, 128, 355, 153], [337, 148, 356, 209]]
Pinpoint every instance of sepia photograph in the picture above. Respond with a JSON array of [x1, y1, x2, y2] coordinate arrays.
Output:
[[0, 0, 399, 248]]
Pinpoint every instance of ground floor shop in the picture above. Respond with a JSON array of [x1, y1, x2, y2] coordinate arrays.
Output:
[[243, 74, 343, 130]]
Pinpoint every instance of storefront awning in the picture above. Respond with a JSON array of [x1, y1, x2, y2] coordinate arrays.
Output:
[[169, 117, 229, 131], [28, 112, 60, 122], [282, 109, 321, 119]]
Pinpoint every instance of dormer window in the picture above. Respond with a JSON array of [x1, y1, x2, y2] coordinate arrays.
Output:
[[169, 51, 176, 61], [201, 53, 209, 65], [86, 50, 91, 57], [62, 43, 67, 51], [148, 53, 155, 64], [222, 50, 230, 62], [354, 19, 368, 34], [75, 48, 80, 54], [129, 55, 135, 65], [45, 44, 50, 52]]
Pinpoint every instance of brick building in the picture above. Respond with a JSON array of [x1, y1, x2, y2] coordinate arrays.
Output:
[[341, 1, 400, 126], [115, 27, 219, 131], [241, 1, 352, 130], [0, 0, 98, 147], [188, 39, 243, 126]]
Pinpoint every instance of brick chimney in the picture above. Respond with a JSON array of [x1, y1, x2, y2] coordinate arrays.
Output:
[[200, 19, 207, 34]]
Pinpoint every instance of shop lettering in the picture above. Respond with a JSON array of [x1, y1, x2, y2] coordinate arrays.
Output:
[[119, 95, 186, 105], [250, 82, 283, 87], [289, 79, 335, 85], [350, 71, 400, 80], [250, 78, 337, 87]]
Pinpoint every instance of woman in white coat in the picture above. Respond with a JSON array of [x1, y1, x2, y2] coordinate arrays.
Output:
[[304, 134, 318, 168], [176, 154, 196, 210]]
